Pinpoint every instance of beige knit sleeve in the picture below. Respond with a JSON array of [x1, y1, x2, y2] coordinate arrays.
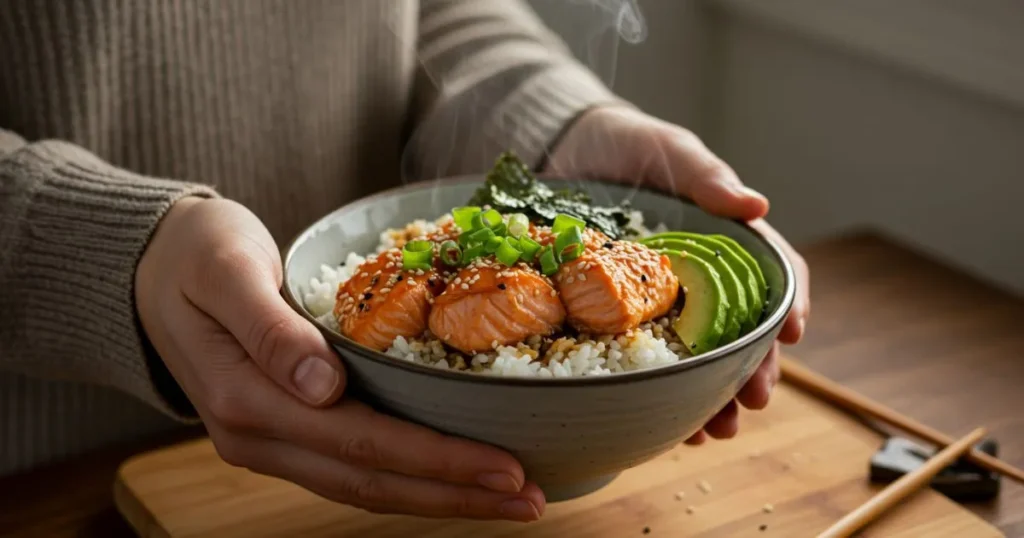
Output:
[[404, 0, 625, 179], [0, 129, 218, 419]]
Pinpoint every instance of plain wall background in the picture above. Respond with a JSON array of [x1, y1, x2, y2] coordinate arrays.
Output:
[[529, 0, 1024, 297]]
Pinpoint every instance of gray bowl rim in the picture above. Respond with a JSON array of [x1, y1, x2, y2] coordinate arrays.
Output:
[[282, 174, 796, 387]]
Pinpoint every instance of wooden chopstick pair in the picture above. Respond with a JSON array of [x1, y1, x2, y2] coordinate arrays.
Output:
[[778, 357, 1024, 537]]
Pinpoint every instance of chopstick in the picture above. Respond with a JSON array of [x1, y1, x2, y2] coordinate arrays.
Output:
[[817, 427, 987, 538], [780, 357, 1024, 485]]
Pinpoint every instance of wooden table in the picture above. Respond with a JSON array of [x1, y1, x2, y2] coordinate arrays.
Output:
[[2, 231, 1022, 537]]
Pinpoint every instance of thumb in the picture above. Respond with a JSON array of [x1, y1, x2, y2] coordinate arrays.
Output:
[[188, 246, 346, 407]]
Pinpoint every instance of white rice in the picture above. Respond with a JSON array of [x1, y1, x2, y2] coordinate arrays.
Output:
[[302, 211, 692, 378]]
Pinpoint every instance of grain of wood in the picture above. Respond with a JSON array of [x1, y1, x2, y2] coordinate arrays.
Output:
[[780, 358, 1024, 484], [818, 427, 986, 537], [791, 231, 1024, 536], [112, 385, 1001, 538]]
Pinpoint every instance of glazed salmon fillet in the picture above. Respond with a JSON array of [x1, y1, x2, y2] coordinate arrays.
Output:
[[335, 249, 445, 351], [429, 260, 565, 354], [553, 238, 679, 334]]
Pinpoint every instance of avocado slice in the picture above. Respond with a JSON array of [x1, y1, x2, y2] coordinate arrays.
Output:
[[638, 231, 761, 332], [642, 238, 745, 344], [661, 250, 728, 355], [642, 232, 759, 334], [708, 234, 768, 322]]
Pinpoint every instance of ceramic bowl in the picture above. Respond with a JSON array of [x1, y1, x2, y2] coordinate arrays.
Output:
[[282, 176, 796, 502]]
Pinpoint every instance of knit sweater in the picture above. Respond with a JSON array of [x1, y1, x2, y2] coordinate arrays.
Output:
[[0, 0, 616, 476]]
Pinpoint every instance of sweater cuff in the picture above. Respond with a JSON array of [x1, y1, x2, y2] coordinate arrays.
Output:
[[0, 140, 218, 421]]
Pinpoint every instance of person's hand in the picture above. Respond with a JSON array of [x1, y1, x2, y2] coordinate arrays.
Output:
[[546, 105, 811, 443], [135, 197, 545, 521]]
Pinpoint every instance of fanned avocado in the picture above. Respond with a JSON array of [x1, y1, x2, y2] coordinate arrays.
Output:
[[642, 232, 759, 333], [661, 250, 728, 355], [642, 238, 744, 344], [708, 234, 768, 322]]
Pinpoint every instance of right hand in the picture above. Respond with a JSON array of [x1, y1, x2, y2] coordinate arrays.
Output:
[[135, 197, 545, 521]]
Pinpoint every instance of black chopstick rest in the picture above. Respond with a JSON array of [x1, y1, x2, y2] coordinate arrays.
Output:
[[869, 436, 1001, 502]]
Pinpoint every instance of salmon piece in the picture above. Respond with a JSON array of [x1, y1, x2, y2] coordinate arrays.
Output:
[[335, 249, 445, 351], [554, 240, 678, 334], [429, 261, 565, 354]]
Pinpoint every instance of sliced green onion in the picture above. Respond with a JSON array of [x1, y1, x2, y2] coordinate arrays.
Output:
[[485, 235, 504, 254], [465, 226, 495, 245], [519, 236, 542, 262], [552, 213, 586, 234], [452, 206, 481, 230], [554, 226, 584, 262], [507, 213, 529, 238], [491, 222, 507, 237], [402, 240, 434, 270], [472, 209, 502, 231], [439, 240, 462, 266], [539, 247, 559, 276], [505, 237, 520, 250], [463, 243, 486, 263], [482, 209, 503, 229], [496, 238, 522, 266]]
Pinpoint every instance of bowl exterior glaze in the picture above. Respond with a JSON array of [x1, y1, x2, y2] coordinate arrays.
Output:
[[283, 177, 795, 501]]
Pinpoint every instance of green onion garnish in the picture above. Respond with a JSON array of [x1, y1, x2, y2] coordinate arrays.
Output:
[[496, 238, 522, 266], [439, 240, 462, 266], [506, 237, 520, 249], [491, 222, 507, 237], [452, 206, 481, 230], [507, 213, 529, 238], [539, 246, 559, 276], [485, 235, 504, 254], [463, 243, 486, 262], [402, 240, 434, 270], [554, 226, 584, 262], [471, 208, 502, 231], [552, 213, 586, 234], [465, 226, 495, 245], [519, 236, 542, 262]]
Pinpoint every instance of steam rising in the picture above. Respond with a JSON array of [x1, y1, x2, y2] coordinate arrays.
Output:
[[566, 0, 647, 44], [402, 0, 650, 197]]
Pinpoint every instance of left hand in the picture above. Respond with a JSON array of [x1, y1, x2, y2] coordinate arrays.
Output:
[[545, 105, 811, 444]]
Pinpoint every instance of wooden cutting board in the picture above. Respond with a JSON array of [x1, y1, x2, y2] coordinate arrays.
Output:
[[113, 381, 1003, 537]]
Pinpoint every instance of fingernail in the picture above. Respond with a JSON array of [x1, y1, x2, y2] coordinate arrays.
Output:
[[293, 356, 339, 404], [798, 318, 806, 337], [737, 184, 767, 201], [478, 472, 522, 493], [500, 499, 540, 521]]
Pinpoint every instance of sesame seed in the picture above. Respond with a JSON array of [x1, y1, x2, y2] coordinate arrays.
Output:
[[444, 333, 452, 340], [578, 274, 587, 281], [550, 289, 557, 297], [491, 340, 498, 348], [454, 278, 462, 284], [461, 283, 469, 290], [498, 283, 507, 290], [762, 503, 774, 513], [685, 506, 695, 514], [698, 480, 712, 494], [566, 277, 575, 284], [380, 287, 391, 294], [674, 492, 685, 501]]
